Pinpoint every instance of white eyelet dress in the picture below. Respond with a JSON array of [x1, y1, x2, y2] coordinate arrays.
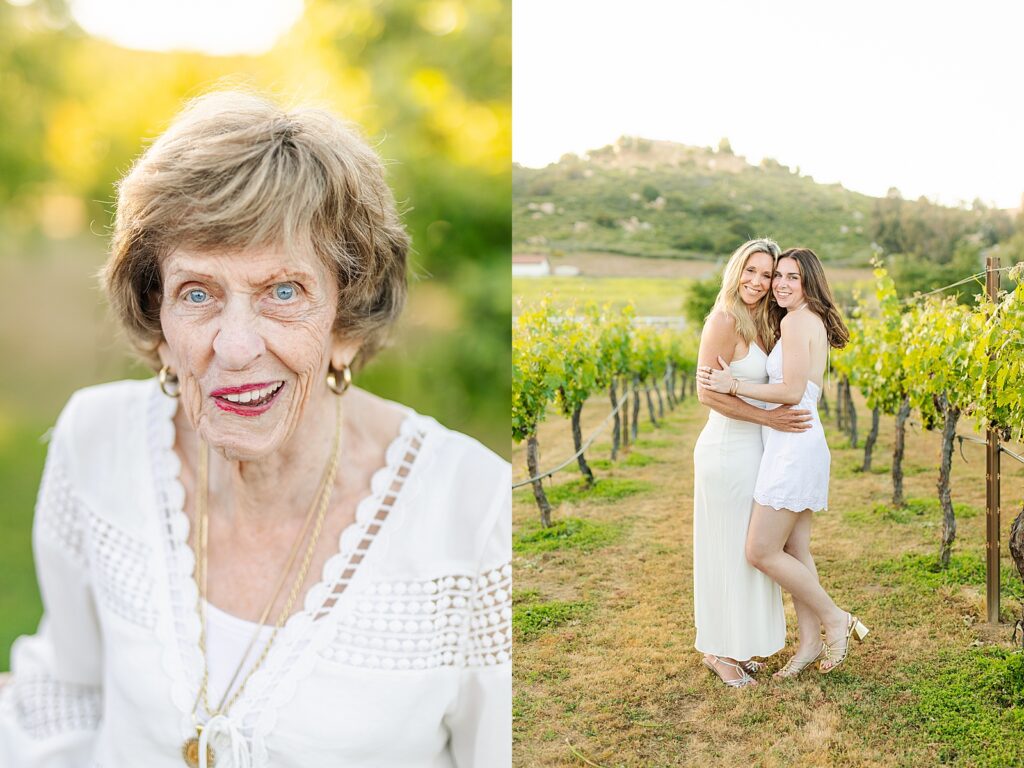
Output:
[[753, 340, 830, 512], [692, 345, 785, 660]]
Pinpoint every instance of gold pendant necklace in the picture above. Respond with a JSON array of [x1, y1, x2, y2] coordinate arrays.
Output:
[[182, 397, 343, 766], [182, 730, 214, 768]]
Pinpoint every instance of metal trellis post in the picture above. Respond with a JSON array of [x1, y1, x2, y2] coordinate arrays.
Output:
[[985, 253, 1001, 624]]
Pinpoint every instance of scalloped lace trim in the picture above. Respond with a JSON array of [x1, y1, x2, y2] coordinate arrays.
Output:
[[753, 494, 828, 512], [148, 383, 202, 733], [147, 379, 427, 764], [244, 420, 427, 764]]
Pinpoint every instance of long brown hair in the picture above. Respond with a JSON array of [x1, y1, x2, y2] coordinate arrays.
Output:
[[767, 248, 849, 348]]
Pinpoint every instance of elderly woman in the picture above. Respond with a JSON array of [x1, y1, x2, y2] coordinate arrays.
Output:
[[0, 91, 511, 767]]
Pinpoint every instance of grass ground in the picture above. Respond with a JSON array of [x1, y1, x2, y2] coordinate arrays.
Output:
[[512, 384, 1024, 767]]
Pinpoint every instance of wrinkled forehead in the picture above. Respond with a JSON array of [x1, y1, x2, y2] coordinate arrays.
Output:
[[159, 244, 333, 287]]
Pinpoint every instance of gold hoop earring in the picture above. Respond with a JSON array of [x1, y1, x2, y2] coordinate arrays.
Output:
[[159, 365, 180, 398], [326, 364, 351, 395]]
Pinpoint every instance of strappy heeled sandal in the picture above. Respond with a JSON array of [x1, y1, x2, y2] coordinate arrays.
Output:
[[702, 655, 757, 688], [819, 613, 870, 674], [738, 659, 764, 675], [772, 642, 826, 679]]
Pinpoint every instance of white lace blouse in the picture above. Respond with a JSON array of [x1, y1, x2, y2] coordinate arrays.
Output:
[[0, 379, 511, 767]]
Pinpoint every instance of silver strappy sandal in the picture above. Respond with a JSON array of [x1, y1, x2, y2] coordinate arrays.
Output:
[[702, 655, 757, 688], [738, 659, 764, 675]]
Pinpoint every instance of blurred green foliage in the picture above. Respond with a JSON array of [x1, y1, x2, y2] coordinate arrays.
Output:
[[0, 0, 509, 668]]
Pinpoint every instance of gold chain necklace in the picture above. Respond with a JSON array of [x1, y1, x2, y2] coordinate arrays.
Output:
[[182, 397, 343, 768]]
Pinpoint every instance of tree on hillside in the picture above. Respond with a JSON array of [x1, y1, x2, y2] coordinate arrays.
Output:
[[683, 272, 721, 327]]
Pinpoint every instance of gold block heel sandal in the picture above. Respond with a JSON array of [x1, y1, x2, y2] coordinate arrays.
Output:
[[819, 614, 870, 674], [773, 642, 826, 679]]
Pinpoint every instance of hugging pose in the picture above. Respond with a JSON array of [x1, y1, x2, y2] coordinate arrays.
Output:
[[693, 239, 869, 687]]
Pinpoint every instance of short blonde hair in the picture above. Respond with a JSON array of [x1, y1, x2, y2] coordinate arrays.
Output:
[[102, 90, 410, 371]]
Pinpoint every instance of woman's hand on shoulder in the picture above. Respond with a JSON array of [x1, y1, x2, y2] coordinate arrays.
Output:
[[699, 355, 737, 394]]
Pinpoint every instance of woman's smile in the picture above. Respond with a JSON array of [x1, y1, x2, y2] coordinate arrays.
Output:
[[210, 380, 286, 416], [158, 245, 345, 460], [738, 251, 774, 306]]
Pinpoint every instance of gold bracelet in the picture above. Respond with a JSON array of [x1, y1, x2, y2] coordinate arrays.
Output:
[[730, 380, 740, 396]]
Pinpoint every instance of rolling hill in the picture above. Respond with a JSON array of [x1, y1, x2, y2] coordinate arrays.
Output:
[[513, 137, 1005, 266]]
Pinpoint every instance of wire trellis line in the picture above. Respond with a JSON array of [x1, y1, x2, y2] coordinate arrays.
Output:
[[512, 389, 636, 489], [903, 419, 1024, 466], [512, 391, 630, 489], [897, 264, 1018, 305]]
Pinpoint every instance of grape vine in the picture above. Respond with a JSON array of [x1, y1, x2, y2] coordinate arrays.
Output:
[[513, 298, 698, 525]]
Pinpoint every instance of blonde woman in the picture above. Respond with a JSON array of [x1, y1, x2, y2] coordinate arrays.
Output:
[[692, 239, 812, 687], [699, 248, 869, 678]]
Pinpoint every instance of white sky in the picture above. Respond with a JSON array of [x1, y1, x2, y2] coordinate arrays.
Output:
[[514, 0, 1024, 209], [69, 0, 304, 56]]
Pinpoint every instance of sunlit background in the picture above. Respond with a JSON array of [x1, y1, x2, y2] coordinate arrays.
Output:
[[0, 0, 510, 667]]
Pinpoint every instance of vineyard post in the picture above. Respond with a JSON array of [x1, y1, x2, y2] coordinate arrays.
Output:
[[609, 378, 621, 460], [985, 253, 1001, 623], [631, 376, 640, 440], [621, 377, 630, 449], [845, 378, 858, 448]]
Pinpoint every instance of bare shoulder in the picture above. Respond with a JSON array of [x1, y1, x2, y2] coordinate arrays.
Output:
[[780, 309, 823, 336], [702, 309, 738, 344], [704, 309, 736, 332]]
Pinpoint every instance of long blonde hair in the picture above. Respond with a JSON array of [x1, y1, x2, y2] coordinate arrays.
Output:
[[710, 238, 780, 347]]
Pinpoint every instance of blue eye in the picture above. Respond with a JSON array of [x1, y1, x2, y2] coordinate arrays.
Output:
[[187, 289, 208, 304], [274, 283, 296, 301]]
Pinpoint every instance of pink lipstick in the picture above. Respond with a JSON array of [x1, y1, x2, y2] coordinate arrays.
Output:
[[210, 381, 285, 417]]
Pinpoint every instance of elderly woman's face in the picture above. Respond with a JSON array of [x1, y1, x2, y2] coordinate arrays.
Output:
[[159, 245, 349, 460]]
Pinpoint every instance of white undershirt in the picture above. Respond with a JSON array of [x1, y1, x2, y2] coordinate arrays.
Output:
[[202, 600, 275, 709]]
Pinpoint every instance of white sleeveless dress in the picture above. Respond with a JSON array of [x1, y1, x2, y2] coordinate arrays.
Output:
[[753, 340, 830, 511], [692, 345, 785, 659]]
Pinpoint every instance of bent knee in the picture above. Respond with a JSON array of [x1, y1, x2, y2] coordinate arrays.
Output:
[[745, 540, 770, 571]]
